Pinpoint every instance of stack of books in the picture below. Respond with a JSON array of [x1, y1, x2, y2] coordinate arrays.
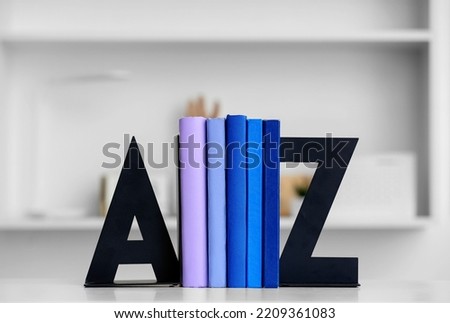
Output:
[[179, 115, 280, 288]]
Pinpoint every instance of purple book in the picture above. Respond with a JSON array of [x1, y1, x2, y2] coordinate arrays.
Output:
[[179, 117, 208, 287]]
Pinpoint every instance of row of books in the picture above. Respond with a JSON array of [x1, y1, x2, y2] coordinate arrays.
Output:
[[179, 115, 280, 288]]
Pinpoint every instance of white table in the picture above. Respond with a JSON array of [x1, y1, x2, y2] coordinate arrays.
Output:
[[1, 279, 450, 302]]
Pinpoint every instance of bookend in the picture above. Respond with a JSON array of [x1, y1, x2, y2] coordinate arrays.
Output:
[[84, 137, 180, 287], [279, 137, 359, 287]]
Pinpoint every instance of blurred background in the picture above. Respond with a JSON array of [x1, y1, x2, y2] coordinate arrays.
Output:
[[0, 0, 449, 283]]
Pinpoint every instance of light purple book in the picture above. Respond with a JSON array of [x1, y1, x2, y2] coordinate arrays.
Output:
[[179, 117, 208, 287]]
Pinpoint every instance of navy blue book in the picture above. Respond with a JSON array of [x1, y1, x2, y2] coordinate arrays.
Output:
[[263, 120, 280, 288], [247, 119, 263, 288], [226, 115, 247, 287]]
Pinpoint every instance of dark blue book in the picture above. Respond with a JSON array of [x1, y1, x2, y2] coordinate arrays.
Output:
[[263, 120, 280, 288], [207, 118, 227, 287], [247, 119, 263, 288], [226, 115, 247, 287]]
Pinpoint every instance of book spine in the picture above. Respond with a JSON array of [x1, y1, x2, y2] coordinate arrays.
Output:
[[179, 117, 208, 287], [207, 118, 227, 287], [263, 120, 281, 288], [226, 115, 247, 287], [247, 119, 263, 288]]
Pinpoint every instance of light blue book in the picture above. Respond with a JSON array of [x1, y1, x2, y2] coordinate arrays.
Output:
[[207, 118, 227, 287], [247, 119, 263, 288]]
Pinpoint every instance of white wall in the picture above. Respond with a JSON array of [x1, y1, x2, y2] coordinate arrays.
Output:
[[4, 43, 429, 217]]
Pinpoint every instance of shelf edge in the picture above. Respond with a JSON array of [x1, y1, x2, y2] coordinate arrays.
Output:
[[1, 30, 431, 44]]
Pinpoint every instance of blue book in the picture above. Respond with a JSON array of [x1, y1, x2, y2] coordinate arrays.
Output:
[[226, 115, 247, 287], [247, 119, 263, 288], [263, 120, 280, 288], [207, 118, 227, 287]]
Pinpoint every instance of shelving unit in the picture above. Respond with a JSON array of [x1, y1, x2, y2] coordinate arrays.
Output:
[[0, 0, 448, 230]]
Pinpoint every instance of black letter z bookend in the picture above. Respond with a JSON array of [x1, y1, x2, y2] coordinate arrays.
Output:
[[279, 137, 359, 287], [85, 137, 180, 287]]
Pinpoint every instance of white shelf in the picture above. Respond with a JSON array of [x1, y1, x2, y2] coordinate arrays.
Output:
[[1, 30, 431, 44], [0, 216, 428, 231], [0, 217, 177, 231], [282, 216, 429, 230]]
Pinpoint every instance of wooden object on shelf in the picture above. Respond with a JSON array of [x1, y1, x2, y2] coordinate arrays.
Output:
[[99, 173, 119, 217], [186, 95, 221, 118], [280, 174, 312, 216]]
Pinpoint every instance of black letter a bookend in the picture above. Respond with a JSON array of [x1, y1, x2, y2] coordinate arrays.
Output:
[[84, 137, 179, 287]]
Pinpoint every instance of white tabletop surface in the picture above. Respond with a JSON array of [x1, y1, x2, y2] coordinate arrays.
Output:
[[1, 279, 450, 303]]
